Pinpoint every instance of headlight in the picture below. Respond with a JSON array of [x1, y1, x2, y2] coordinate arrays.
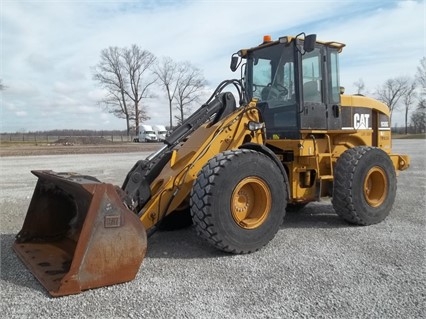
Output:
[[248, 121, 265, 131]]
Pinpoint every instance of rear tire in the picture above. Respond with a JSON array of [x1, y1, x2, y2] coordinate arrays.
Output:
[[332, 146, 397, 225], [190, 149, 287, 253]]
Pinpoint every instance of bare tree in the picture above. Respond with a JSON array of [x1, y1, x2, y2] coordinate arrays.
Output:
[[93, 45, 156, 135], [353, 78, 365, 95], [0, 79, 6, 90], [415, 57, 426, 92], [174, 62, 206, 125], [153, 57, 180, 129], [375, 76, 410, 122], [402, 80, 417, 134], [122, 45, 157, 131], [93, 47, 132, 134], [415, 57, 426, 115], [411, 99, 426, 133]]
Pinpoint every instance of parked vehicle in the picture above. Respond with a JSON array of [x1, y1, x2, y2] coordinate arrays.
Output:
[[136, 124, 157, 142], [153, 125, 167, 142]]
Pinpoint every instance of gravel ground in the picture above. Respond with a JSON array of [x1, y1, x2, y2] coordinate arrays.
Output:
[[0, 140, 425, 319]]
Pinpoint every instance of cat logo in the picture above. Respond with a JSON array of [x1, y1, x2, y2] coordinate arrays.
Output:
[[354, 113, 370, 129]]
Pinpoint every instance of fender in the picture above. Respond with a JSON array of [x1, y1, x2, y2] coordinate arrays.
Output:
[[239, 142, 290, 200]]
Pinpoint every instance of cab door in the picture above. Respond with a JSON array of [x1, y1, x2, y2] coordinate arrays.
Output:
[[300, 47, 327, 129], [325, 49, 342, 130]]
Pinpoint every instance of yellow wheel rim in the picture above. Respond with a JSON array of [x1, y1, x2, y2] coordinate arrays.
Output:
[[363, 167, 388, 207], [231, 177, 271, 229]]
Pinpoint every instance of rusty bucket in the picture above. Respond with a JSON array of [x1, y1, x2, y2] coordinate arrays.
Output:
[[13, 170, 147, 297]]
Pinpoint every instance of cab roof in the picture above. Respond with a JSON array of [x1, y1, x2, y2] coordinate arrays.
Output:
[[238, 35, 346, 58]]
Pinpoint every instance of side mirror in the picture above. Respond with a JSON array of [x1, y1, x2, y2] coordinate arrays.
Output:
[[230, 55, 239, 72], [303, 34, 317, 53]]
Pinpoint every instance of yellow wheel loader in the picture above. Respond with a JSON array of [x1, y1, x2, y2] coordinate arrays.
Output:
[[13, 33, 410, 297]]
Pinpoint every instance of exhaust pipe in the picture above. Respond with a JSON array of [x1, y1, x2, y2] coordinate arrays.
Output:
[[13, 170, 147, 297]]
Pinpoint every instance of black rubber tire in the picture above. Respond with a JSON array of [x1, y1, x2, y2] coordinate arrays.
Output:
[[332, 146, 397, 225], [190, 149, 287, 254]]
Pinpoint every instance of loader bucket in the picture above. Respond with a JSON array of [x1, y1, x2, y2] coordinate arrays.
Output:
[[13, 170, 147, 297]]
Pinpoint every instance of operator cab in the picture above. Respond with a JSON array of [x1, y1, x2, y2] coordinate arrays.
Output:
[[235, 34, 345, 139]]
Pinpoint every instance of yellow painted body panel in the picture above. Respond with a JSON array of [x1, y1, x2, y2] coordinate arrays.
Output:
[[265, 94, 409, 204], [341, 94, 390, 116], [141, 93, 410, 219], [139, 101, 263, 230]]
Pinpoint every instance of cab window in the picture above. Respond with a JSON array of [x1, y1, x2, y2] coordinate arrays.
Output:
[[329, 50, 340, 104], [251, 45, 295, 108], [252, 58, 271, 100], [302, 48, 322, 103]]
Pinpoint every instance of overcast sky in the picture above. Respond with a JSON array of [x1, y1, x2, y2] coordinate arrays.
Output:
[[1, 0, 424, 132]]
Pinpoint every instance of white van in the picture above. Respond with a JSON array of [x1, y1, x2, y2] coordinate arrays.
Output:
[[137, 124, 158, 142], [153, 125, 167, 142]]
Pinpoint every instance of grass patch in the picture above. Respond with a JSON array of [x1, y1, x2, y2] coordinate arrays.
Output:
[[392, 133, 425, 139], [0, 141, 48, 147]]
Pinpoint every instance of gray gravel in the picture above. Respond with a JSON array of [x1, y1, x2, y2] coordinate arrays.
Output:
[[1, 140, 425, 318]]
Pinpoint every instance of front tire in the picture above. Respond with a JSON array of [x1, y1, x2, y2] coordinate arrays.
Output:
[[332, 146, 397, 225], [190, 149, 287, 253]]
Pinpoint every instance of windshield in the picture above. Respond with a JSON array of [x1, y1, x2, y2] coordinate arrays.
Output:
[[247, 43, 295, 107], [245, 42, 298, 132]]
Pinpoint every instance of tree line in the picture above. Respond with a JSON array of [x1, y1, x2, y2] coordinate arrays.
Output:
[[353, 57, 426, 134], [92, 45, 206, 136], [1, 51, 425, 135], [96, 45, 423, 136]]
